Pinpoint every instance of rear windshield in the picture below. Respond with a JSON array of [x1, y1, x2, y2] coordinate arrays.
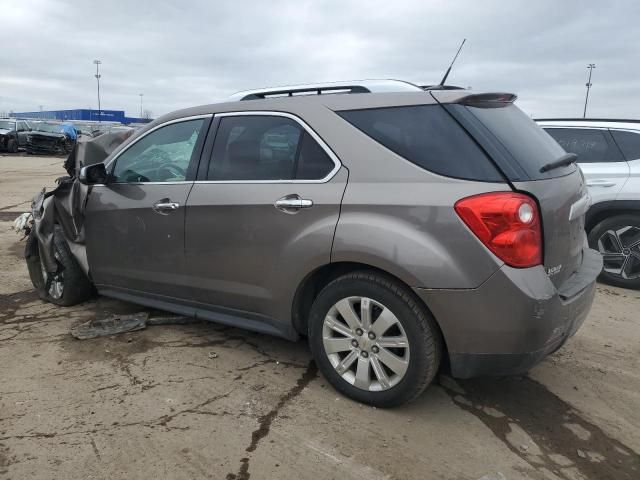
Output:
[[337, 105, 502, 182], [464, 104, 572, 180]]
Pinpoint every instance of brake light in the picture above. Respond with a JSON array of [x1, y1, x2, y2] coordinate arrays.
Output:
[[454, 192, 542, 268]]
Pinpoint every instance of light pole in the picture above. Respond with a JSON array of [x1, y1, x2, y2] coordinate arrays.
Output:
[[139, 93, 144, 118], [93, 59, 102, 122], [583, 63, 596, 119]]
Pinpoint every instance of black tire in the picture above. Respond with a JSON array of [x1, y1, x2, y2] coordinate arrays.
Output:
[[588, 214, 640, 289], [7, 138, 18, 153], [25, 226, 93, 306], [308, 271, 442, 407]]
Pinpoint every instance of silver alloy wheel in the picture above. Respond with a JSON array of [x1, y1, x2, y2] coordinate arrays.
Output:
[[597, 226, 640, 280], [322, 296, 410, 392], [40, 251, 64, 300]]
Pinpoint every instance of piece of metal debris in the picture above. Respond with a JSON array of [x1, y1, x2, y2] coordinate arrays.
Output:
[[208, 351, 219, 359], [71, 313, 149, 339], [71, 312, 197, 340]]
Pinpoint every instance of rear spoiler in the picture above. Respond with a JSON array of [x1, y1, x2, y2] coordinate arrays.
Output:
[[457, 93, 517, 108]]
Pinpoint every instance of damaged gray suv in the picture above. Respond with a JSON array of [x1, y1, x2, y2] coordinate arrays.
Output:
[[26, 80, 601, 407]]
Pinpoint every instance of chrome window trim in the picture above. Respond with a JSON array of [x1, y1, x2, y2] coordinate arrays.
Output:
[[196, 110, 343, 184], [92, 181, 192, 187], [104, 114, 213, 175]]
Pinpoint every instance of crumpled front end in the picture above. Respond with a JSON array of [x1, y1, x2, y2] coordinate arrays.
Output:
[[26, 134, 68, 155], [26, 130, 135, 277]]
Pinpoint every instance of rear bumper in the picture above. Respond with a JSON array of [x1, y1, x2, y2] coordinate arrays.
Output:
[[414, 248, 601, 378]]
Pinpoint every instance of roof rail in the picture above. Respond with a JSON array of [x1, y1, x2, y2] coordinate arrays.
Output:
[[536, 118, 640, 124], [228, 79, 423, 101]]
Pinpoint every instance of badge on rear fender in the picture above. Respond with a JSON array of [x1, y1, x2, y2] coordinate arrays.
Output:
[[547, 264, 563, 277]]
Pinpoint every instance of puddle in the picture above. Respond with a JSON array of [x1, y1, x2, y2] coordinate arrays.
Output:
[[441, 375, 640, 480]]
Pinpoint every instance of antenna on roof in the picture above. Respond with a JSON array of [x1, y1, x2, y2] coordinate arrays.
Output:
[[438, 39, 466, 87]]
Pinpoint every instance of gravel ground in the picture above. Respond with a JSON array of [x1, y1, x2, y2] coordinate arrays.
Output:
[[1, 154, 639, 480]]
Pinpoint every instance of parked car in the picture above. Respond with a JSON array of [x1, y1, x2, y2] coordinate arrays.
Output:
[[70, 122, 101, 138], [27, 80, 601, 406], [0, 118, 31, 152], [537, 119, 640, 289], [26, 121, 75, 155]]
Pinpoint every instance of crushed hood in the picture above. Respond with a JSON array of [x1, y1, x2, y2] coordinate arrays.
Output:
[[30, 129, 135, 275]]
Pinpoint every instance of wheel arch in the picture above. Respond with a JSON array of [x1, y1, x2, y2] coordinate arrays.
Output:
[[586, 200, 640, 233], [291, 261, 450, 363]]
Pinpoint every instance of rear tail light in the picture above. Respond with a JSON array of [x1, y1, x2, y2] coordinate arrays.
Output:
[[454, 192, 542, 268]]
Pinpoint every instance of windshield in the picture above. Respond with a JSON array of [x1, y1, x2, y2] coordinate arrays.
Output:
[[0, 120, 15, 130], [34, 123, 64, 134]]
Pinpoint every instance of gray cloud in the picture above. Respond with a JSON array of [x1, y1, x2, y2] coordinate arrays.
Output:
[[1, 0, 638, 118]]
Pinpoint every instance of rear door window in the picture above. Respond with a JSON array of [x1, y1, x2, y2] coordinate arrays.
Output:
[[296, 131, 336, 180], [610, 130, 640, 161], [545, 128, 624, 163], [207, 115, 336, 181], [337, 105, 502, 181]]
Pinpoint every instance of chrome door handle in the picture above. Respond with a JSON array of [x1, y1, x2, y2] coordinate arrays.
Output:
[[152, 200, 180, 215], [586, 179, 616, 187], [274, 195, 314, 212]]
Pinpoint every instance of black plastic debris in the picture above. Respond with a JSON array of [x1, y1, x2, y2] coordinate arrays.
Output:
[[71, 313, 149, 339], [70, 312, 199, 340]]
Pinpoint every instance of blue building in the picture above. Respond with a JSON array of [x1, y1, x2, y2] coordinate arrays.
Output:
[[12, 109, 151, 125]]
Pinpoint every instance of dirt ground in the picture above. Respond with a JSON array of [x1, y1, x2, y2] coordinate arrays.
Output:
[[1, 154, 639, 480]]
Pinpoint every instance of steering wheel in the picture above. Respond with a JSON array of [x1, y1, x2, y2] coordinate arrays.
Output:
[[156, 163, 186, 181]]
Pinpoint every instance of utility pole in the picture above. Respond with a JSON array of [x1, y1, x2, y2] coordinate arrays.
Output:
[[583, 63, 596, 118], [93, 59, 102, 122], [139, 93, 144, 118]]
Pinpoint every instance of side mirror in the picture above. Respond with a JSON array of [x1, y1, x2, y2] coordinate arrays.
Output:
[[79, 163, 108, 185]]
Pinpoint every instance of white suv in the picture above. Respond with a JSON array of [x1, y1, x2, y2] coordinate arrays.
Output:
[[537, 119, 640, 289]]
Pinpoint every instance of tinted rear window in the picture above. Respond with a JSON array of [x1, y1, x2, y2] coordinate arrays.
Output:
[[466, 104, 570, 179], [611, 130, 640, 160], [337, 105, 502, 182]]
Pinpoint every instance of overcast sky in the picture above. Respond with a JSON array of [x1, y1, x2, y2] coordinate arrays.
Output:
[[1, 0, 638, 119]]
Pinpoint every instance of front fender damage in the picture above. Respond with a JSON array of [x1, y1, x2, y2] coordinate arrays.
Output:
[[19, 129, 135, 278]]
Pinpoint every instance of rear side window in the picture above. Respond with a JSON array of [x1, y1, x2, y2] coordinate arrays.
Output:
[[610, 130, 640, 161], [208, 115, 335, 181], [337, 105, 502, 182], [545, 128, 624, 163], [297, 132, 336, 179]]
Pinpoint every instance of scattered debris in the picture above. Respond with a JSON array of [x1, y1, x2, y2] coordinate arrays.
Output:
[[71, 313, 148, 339], [71, 312, 197, 339]]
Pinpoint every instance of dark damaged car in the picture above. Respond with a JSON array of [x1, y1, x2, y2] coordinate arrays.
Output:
[[0, 118, 31, 152], [26, 122, 76, 155]]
